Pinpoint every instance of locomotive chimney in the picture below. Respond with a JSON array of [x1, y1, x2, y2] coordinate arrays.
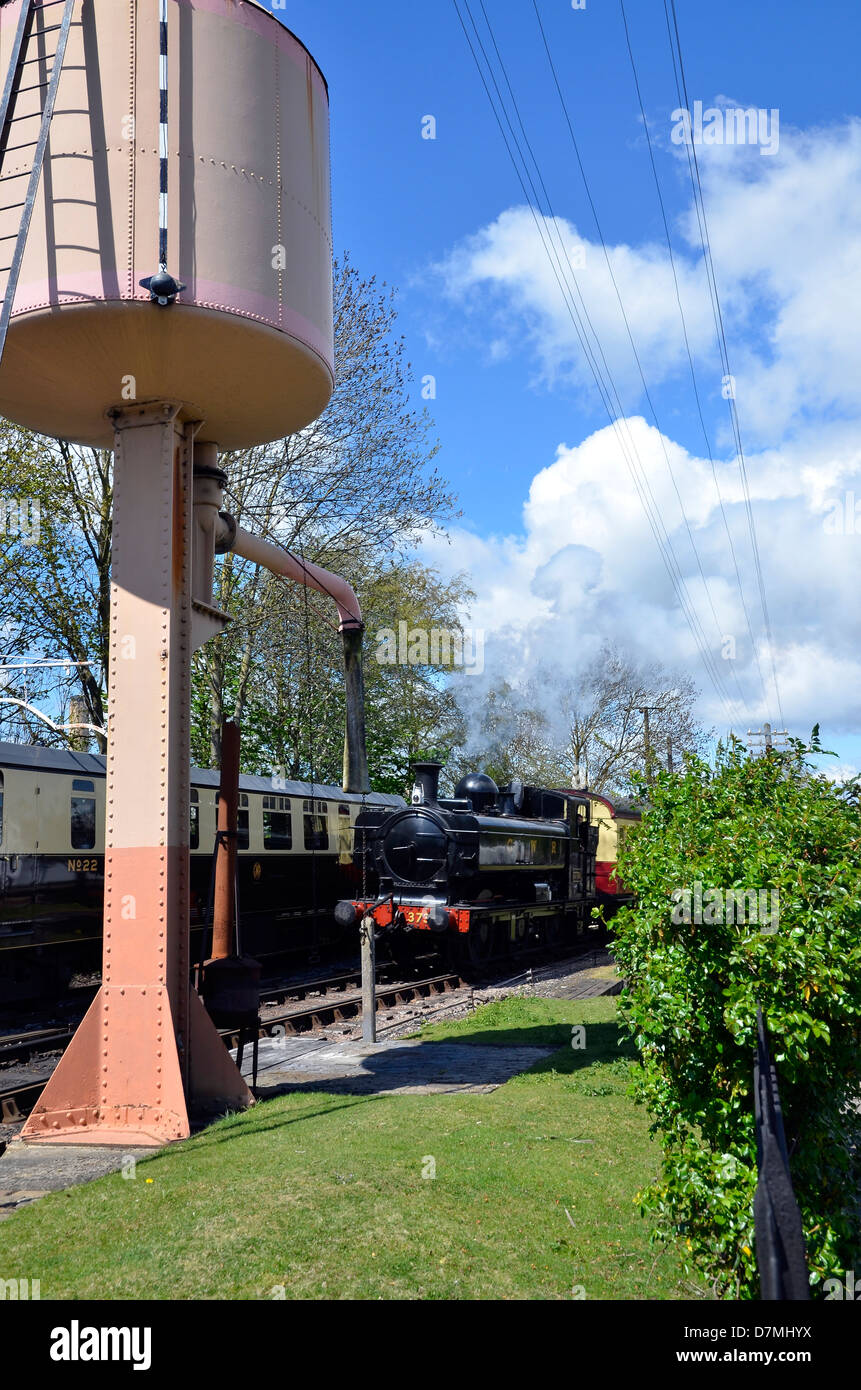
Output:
[[411, 761, 442, 805]]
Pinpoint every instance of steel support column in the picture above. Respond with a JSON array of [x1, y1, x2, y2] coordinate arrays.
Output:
[[21, 403, 252, 1146]]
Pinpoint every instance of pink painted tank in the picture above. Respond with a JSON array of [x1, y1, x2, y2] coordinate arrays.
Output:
[[0, 0, 333, 448]]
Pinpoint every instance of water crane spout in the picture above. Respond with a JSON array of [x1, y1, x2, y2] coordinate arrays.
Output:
[[227, 524, 370, 795]]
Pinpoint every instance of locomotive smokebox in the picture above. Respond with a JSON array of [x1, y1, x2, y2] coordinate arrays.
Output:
[[0, 0, 333, 449], [411, 761, 442, 805]]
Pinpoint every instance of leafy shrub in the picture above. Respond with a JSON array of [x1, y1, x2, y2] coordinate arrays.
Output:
[[611, 733, 861, 1297]]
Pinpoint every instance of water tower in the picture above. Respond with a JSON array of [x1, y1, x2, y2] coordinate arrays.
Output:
[[0, 0, 338, 1146]]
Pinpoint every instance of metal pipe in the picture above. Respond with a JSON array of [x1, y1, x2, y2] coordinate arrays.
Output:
[[230, 525, 362, 631], [191, 444, 227, 610], [211, 719, 240, 960], [341, 624, 369, 793], [228, 523, 369, 794]]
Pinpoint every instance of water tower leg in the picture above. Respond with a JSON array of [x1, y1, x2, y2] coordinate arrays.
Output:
[[22, 403, 251, 1146]]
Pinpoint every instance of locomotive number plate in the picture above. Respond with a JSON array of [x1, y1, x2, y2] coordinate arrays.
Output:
[[67, 858, 101, 873], [402, 906, 430, 926]]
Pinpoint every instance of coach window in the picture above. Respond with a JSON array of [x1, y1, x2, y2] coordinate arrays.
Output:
[[0, 770, 4, 845], [263, 795, 292, 850], [303, 798, 329, 851], [238, 793, 250, 850], [71, 778, 96, 851], [217, 790, 250, 850], [190, 789, 199, 851]]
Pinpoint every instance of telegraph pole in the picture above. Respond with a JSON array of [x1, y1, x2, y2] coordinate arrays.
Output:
[[666, 736, 674, 774], [747, 722, 789, 754], [639, 706, 656, 784]]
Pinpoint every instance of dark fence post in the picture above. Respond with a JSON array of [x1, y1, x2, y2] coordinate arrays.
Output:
[[753, 1006, 810, 1300]]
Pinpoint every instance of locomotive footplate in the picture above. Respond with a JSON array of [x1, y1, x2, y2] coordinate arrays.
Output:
[[342, 898, 578, 935], [342, 898, 469, 933]]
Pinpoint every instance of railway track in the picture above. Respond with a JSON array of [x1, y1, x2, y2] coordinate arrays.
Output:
[[0, 968, 469, 1124], [0, 1023, 77, 1065], [0, 1080, 45, 1125], [0, 959, 459, 1066], [221, 970, 466, 1047], [0, 939, 611, 1126]]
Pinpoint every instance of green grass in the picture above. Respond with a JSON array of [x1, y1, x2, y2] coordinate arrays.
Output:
[[0, 997, 708, 1300], [408, 992, 627, 1052]]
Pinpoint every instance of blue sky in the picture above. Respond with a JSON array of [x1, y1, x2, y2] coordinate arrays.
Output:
[[264, 1, 861, 770]]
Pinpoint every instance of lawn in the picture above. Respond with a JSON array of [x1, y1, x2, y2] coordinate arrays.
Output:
[[0, 996, 708, 1300]]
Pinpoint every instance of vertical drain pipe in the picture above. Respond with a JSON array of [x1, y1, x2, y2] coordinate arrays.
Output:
[[216, 516, 374, 1043], [341, 624, 369, 795], [202, 716, 261, 1080], [211, 719, 240, 961]]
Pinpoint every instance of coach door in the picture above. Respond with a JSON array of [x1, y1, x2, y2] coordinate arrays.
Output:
[[337, 803, 352, 865]]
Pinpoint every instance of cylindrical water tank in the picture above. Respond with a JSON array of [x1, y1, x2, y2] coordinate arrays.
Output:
[[0, 0, 333, 448]]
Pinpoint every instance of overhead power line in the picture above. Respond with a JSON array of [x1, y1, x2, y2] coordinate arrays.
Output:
[[662, 0, 784, 728], [617, 0, 771, 718], [529, 0, 752, 726], [452, 0, 742, 726]]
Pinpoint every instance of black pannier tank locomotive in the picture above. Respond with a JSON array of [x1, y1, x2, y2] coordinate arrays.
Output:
[[337, 762, 598, 966]]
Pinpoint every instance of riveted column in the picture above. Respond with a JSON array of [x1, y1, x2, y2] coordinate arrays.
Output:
[[22, 403, 251, 1146]]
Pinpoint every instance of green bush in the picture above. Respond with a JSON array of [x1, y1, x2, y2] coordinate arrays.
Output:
[[611, 733, 861, 1297]]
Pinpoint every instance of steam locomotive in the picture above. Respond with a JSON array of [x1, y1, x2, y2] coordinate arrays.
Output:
[[0, 739, 630, 1002], [336, 762, 600, 966]]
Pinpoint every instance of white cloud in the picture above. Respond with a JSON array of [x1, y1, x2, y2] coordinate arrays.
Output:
[[437, 119, 861, 445], [820, 762, 859, 784], [680, 121, 861, 444], [422, 415, 861, 737], [437, 206, 714, 401], [423, 118, 861, 740]]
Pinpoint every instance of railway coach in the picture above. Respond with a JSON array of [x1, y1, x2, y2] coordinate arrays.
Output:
[[0, 741, 403, 1000], [574, 791, 641, 910]]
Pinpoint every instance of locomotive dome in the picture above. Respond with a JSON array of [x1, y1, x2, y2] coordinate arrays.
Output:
[[454, 772, 499, 811]]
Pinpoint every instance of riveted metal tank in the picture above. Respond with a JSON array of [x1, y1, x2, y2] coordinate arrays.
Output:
[[0, 0, 333, 448]]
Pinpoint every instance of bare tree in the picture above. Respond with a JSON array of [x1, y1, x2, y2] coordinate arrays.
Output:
[[558, 648, 707, 791], [452, 647, 708, 795]]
